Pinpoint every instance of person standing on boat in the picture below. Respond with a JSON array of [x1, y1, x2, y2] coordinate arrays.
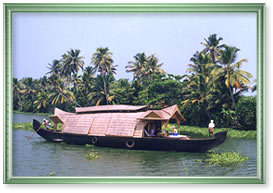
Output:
[[208, 120, 215, 137]]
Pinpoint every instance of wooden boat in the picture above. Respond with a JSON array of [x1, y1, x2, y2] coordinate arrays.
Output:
[[32, 105, 227, 152]]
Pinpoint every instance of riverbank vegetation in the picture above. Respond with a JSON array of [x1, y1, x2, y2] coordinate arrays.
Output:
[[164, 124, 256, 139], [203, 152, 249, 166], [13, 122, 33, 131], [13, 121, 62, 131], [13, 110, 52, 116], [13, 121, 256, 139], [13, 34, 256, 130]]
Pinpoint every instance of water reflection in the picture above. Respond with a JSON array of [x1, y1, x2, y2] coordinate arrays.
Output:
[[13, 129, 257, 177]]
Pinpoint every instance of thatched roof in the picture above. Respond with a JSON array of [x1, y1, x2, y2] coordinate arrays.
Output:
[[59, 112, 144, 137], [49, 108, 73, 124], [50, 105, 185, 138], [75, 104, 147, 113], [137, 105, 185, 122]]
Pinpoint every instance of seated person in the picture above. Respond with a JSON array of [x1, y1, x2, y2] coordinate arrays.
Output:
[[150, 128, 156, 136], [43, 119, 52, 129], [168, 126, 178, 136]]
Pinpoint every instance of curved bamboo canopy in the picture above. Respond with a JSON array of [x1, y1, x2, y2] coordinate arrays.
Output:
[[50, 105, 185, 137]]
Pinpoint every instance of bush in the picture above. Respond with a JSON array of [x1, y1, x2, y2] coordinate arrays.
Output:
[[237, 96, 256, 130], [180, 103, 209, 127]]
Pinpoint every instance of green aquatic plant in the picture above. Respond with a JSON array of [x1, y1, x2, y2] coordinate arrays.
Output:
[[85, 152, 99, 160], [48, 172, 56, 176], [195, 159, 202, 163], [13, 122, 33, 131], [204, 152, 249, 166]]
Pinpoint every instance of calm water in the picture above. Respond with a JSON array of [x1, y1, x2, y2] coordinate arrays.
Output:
[[13, 113, 49, 123], [12, 113, 257, 177]]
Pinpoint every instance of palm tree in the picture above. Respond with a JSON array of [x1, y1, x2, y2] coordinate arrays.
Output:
[[91, 47, 114, 105], [48, 77, 81, 110], [182, 52, 215, 121], [213, 45, 252, 114], [40, 76, 49, 88], [187, 51, 215, 81], [13, 78, 24, 103], [126, 53, 165, 86], [60, 49, 84, 78], [71, 73, 82, 90], [20, 77, 36, 98], [145, 54, 165, 77], [47, 59, 61, 76], [126, 52, 147, 82], [81, 67, 96, 91], [252, 79, 257, 92], [79, 66, 96, 103], [201, 34, 224, 64], [87, 73, 114, 106], [34, 89, 50, 110]]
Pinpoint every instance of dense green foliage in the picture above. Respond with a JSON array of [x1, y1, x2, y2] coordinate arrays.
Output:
[[237, 96, 257, 130], [13, 34, 256, 130]]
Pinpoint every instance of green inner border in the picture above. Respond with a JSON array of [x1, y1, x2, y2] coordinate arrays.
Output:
[[3, 3, 265, 184]]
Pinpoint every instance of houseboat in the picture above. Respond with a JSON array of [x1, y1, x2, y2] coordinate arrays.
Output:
[[32, 104, 227, 152]]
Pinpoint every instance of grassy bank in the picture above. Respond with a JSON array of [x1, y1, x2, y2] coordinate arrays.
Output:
[[13, 110, 52, 116], [14, 121, 256, 139], [13, 121, 62, 131]]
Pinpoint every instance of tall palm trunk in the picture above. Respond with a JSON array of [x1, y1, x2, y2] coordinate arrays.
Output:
[[228, 85, 237, 114], [16, 94, 23, 102], [204, 101, 211, 120], [58, 90, 81, 107], [227, 108, 231, 126], [227, 85, 239, 127], [102, 72, 109, 105], [226, 64, 237, 121], [79, 88, 89, 104], [210, 49, 216, 64]]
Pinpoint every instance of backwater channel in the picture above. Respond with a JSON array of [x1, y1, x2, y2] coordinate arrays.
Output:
[[12, 113, 257, 177]]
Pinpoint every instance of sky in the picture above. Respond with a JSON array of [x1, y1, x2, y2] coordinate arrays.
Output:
[[13, 12, 257, 92]]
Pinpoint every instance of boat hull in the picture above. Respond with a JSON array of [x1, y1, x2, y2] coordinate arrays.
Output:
[[33, 119, 227, 152]]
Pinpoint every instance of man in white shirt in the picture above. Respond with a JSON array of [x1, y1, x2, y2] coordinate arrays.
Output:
[[208, 120, 215, 137]]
